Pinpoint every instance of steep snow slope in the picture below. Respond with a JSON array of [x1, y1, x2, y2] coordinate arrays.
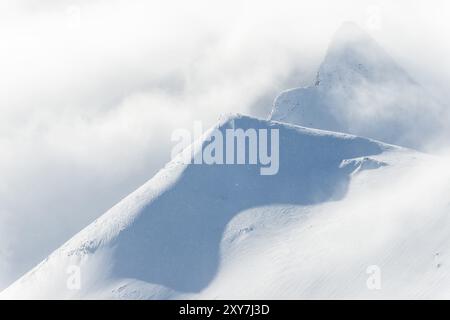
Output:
[[3, 115, 450, 299], [270, 22, 448, 151]]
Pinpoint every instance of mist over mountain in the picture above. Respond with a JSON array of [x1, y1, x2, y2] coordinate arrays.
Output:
[[271, 22, 449, 151]]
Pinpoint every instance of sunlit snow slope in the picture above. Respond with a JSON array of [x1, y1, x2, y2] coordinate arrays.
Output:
[[270, 22, 448, 151], [2, 115, 450, 299]]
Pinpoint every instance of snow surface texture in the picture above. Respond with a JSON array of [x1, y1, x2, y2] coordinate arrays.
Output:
[[270, 22, 449, 151], [0, 115, 416, 299], [3, 23, 450, 299], [4, 115, 450, 299]]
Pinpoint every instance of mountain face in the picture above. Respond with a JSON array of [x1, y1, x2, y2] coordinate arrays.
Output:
[[0, 115, 414, 299], [3, 114, 450, 299], [3, 115, 450, 299], [270, 22, 448, 151]]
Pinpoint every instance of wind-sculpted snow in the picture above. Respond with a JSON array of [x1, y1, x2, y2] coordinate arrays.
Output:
[[0, 115, 397, 299], [340, 157, 387, 175], [270, 22, 449, 151]]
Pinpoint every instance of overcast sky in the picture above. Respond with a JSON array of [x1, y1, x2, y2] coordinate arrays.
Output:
[[1, 0, 449, 289]]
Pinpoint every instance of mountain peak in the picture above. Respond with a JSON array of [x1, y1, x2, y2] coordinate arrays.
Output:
[[270, 22, 446, 150], [316, 22, 402, 87], [330, 21, 371, 47]]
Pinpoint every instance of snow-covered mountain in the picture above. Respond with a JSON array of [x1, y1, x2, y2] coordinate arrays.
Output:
[[2, 114, 450, 299], [2, 23, 450, 300], [270, 22, 448, 151]]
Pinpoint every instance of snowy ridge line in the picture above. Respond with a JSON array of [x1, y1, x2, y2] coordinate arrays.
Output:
[[0, 113, 406, 299]]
